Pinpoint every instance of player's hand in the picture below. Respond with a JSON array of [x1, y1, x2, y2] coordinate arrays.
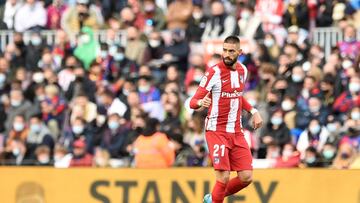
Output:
[[252, 111, 263, 130], [201, 92, 212, 108]]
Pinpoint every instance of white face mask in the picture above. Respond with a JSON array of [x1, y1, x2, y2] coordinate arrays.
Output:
[[281, 100, 294, 111], [292, 74, 304, 83], [38, 156, 50, 164], [264, 39, 274, 47], [13, 122, 24, 132], [342, 60, 353, 69], [302, 61, 311, 72], [149, 40, 161, 48], [309, 125, 321, 134], [309, 105, 321, 113], [32, 72, 45, 83], [241, 11, 251, 19], [282, 150, 293, 157], [193, 12, 203, 19], [12, 148, 20, 156], [138, 85, 150, 93], [349, 83, 360, 93], [11, 100, 22, 107], [351, 112, 360, 120]]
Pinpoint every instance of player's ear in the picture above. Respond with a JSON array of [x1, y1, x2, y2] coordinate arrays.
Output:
[[238, 48, 243, 55]]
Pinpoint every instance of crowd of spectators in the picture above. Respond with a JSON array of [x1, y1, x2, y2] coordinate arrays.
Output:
[[0, 0, 359, 169]]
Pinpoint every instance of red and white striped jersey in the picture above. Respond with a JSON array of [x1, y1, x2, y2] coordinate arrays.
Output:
[[190, 61, 252, 133]]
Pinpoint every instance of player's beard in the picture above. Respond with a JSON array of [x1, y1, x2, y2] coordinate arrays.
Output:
[[223, 57, 237, 67]]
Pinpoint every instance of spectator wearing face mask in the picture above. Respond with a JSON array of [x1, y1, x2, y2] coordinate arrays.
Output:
[[142, 0, 166, 31], [259, 109, 291, 158], [274, 143, 300, 168], [301, 146, 323, 168], [324, 116, 343, 146], [321, 143, 337, 167], [5, 89, 32, 133], [337, 25, 360, 60], [2, 139, 27, 165], [281, 95, 297, 130], [109, 46, 138, 82], [99, 113, 131, 160], [237, 4, 263, 40], [25, 114, 54, 160], [25, 31, 46, 71], [297, 119, 330, 158], [186, 0, 208, 42], [296, 96, 329, 130], [333, 75, 360, 113], [143, 31, 166, 65], [59, 117, 94, 153], [6, 114, 28, 147], [33, 145, 52, 166]]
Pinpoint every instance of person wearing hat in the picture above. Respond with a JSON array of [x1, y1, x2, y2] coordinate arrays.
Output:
[[61, 0, 104, 34], [69, 138, 93, 167]]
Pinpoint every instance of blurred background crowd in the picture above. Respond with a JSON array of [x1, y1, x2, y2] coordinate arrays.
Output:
[[0, 0, 358, 169]]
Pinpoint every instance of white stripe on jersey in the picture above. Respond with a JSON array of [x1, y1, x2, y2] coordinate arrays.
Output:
[[206, 66, 221, 131], [240, 63, 248, 83], [205, 66, 220, 92], [226, 70, 241, 133]]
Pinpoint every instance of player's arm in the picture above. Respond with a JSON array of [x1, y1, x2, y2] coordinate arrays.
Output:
[[189, 69, 215, 110], [190, 88, 211, 110]]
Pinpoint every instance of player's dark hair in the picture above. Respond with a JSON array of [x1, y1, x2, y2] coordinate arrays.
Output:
[[224, 36, 240, 44]]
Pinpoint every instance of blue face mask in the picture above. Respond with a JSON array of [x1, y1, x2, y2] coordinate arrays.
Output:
[[322, 150, 335, 159], [72, 125, 84, 134], [31, 36, 42, 46], [309, 125, 321, 134], [30, 124, 41, 133], [327, 123, 337, 132], [114, 53, 124, 61], [108, 121, 120, 130], [271, 117, 283, 126], [306, 157, 316, 164], [13, 122, 24, 132]]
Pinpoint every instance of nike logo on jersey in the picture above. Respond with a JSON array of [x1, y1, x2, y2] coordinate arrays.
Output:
[[222, 80, 228, 83]]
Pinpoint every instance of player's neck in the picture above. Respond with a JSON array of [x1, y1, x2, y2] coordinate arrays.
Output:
[[225, 64, 237, 70]]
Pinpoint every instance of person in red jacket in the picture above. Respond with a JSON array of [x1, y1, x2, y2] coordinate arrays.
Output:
[[69, 139, 93, 167]]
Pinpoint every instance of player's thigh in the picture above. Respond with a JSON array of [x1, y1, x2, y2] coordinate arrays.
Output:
[[229, 135, 253, 171], [205, 131, 230, 170]]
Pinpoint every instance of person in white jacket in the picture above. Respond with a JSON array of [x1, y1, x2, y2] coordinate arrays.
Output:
[[297, 119, 329, 159], [14, 0, 46, 32]]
